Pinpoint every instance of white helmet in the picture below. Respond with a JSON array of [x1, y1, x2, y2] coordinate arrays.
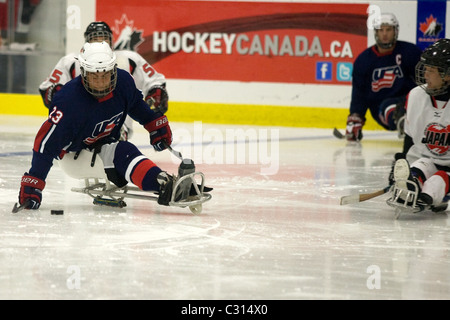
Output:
[[78, 41, 117, 98], [373, 13, 399, 49]]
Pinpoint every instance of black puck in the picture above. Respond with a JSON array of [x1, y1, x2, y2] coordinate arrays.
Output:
[[51, 210, 64, 215]]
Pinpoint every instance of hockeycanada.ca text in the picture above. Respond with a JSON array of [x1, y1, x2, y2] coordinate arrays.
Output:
[[153, 31, 353, 58]]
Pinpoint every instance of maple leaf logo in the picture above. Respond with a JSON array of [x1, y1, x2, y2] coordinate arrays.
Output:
[[419, 14, 443, 37], [111, 14, 144, 51]]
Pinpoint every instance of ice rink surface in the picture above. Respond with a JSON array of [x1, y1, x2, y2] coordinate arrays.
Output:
[[0, 115, 449, 300]]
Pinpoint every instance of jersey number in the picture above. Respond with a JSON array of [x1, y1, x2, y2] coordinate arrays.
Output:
[[142, 63, 156, 78], [49, 106, 63, 124], [49, 69, 63, 84]]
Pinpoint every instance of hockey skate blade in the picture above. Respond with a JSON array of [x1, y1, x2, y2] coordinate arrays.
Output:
[[340, 194, 360, 205]]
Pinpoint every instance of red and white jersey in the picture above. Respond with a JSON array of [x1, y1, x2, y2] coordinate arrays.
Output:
[[39, 49, 165, 101], [405, 86, 450, 166]]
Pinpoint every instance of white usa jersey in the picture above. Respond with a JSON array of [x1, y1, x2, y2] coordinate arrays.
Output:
[[39, 49, 166, 105], [405, 86, 450, 166]]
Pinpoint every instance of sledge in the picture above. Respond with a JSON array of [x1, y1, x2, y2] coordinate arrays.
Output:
[[58, 148, 211, 214]]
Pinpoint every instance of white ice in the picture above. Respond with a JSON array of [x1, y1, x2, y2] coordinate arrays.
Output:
[[0, 115, 449, 300]]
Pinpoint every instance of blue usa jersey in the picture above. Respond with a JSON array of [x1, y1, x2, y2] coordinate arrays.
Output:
[[350, 40, 422, 119], [30, 69, 158, 180]]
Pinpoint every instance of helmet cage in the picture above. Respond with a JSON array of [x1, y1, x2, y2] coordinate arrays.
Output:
[[84, 22, 113, 45], [86, 30, 112, 45], [80, 67, 117, 98], [78, 42, 117, 98], [373, 13, 399, 49], [415, 61, 449, 96]]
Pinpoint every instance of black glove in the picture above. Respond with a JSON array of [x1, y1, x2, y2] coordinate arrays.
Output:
[[144, 114, 172, 152], [19, 173, 46, 209], [145, 85, 169, 114], [393, 100, 406, 123], [346, 113, 365, 141], [43, 84, 63, 108]]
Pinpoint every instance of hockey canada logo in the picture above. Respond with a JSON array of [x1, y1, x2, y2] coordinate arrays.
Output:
[[421, 123, 450, 156], [112, 14, 144, 51], [419, 14, 443, 38]]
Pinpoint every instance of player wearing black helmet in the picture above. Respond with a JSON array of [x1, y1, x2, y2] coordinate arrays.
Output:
[[415, 38, 450, 96], [84, 21, 113, 44], [388, 38, 450, 214]]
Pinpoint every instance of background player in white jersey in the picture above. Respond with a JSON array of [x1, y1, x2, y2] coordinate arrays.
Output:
[[345, 13, 422, 141], [39, 21, 168, 140], [389, 38, 450, 212]]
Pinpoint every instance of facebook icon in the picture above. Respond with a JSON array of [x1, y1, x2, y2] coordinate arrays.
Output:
[[316, 62, 332, 81]]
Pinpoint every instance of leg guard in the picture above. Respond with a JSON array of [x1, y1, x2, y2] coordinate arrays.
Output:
[[111, 141, 161, 191], [57, 150, 107, 180]]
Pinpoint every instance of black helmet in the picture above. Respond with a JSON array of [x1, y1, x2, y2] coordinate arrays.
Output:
[[415, 38, 450, 96], [84, 21, 113, 45]]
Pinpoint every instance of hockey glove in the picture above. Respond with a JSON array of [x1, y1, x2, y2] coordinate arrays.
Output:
[[145, 85, 169, 114], [43, 84, 63, 108], [393, 100, 406, 123], [19, 173, 46, 210], [144, 114, 172, 152], [346, 113, 365, 141]]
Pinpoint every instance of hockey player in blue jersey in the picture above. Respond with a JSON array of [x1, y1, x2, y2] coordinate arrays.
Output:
[[16, 41, 207, 210], [345, 12, 422, 141], [39, 21, 168, 141]]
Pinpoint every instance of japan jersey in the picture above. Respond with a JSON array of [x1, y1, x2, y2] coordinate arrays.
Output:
[[30, 69, 160, 181], [350, 41, 422, 119], [405, 86, 450, 166], [39, 49, 166, 108]]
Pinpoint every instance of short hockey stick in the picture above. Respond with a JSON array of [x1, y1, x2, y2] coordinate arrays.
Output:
[[340, 186, 391, 205], [168, 145, 183, 160], [333, 128, 348, 140], [11, 199, 31, 213], [162, 141, 183, 160]]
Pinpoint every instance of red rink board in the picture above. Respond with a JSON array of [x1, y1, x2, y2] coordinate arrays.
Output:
[[96, 0, 368, 84]]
